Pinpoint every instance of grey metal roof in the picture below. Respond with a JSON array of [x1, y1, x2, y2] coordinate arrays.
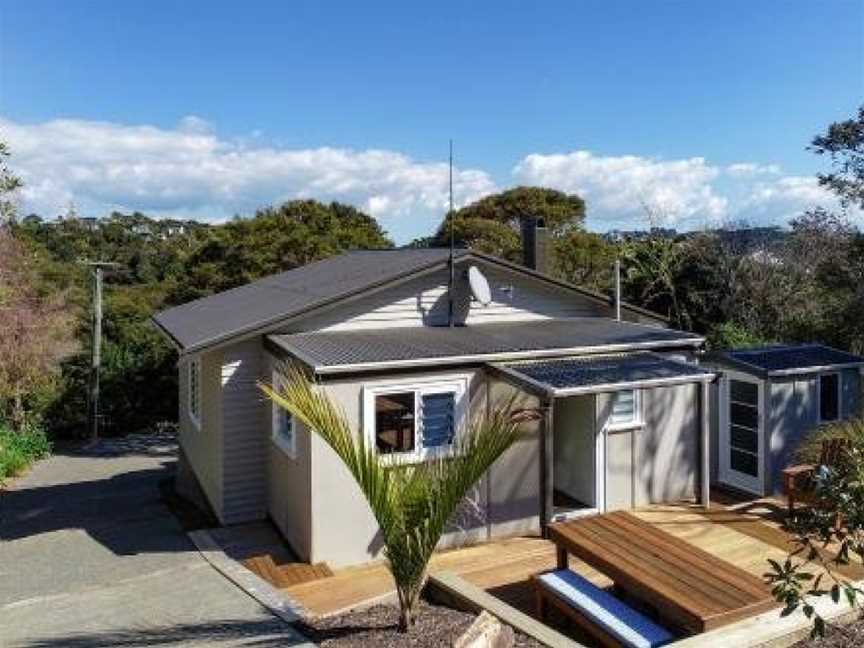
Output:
[[268, 318, 703, 374], [153, 249, 469, 352], [497, 352, 714, 395], [717, 344, 864, 377]]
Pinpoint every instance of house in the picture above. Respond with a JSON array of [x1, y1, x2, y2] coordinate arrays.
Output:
[[706, 345, 863, 497], [153, 220, 718, 568]]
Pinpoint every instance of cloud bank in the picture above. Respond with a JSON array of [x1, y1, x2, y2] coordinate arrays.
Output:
[[1, 115, 855, 242]]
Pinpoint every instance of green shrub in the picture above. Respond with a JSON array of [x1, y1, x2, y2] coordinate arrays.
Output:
[[0, 422, 51, 482], [794, 417, 864, 465]]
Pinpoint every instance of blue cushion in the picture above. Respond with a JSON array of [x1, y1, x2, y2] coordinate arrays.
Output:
[[538, 569, 674, 648]]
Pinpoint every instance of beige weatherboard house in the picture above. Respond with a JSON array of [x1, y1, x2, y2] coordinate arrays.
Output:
[[154, 220, 717, 568]]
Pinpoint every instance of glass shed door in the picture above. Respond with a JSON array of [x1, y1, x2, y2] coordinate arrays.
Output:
[[720, 372, 764, 495]]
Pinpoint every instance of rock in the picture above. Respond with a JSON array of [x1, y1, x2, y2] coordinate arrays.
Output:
[[453, 611, 515, 648]]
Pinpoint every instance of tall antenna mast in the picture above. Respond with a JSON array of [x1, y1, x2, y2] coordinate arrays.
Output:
[[447, 139, 455, 327]]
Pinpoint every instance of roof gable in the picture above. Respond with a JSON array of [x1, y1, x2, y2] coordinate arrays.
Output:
[[153, 248, 666, 353]]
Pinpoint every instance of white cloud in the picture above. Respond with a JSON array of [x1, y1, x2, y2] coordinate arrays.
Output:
[[0, 116, 497, 242], [513, 150, 728, 228], [3, 114, 859, 238], [725, 162, 781, 177]]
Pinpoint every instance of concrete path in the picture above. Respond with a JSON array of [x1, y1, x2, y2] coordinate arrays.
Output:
[[0, 435, 312, 647]]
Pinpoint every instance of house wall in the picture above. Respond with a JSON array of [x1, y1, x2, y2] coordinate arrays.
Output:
[[767, 368, 862, 494], [306, 367, 541, 568], [177, 350, 224, 520], [292, 261, 660, 333], [263, 351, 313, 560], [220, 341, 268, 524], [595, 383, 699, 510]]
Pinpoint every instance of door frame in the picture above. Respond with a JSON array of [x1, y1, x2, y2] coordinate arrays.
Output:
[[719, 370, 765, 496]]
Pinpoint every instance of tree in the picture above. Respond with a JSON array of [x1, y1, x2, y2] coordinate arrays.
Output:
[[811, 106, 864, 210], [0, 141, 22, 224], [429, 187, 586, 261], [0, 230, 77, 429], [553, 230, 617, 292], [260, 366, 521, 632]]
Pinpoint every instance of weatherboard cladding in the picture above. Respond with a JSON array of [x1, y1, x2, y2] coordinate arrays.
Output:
[[503, 352, 713, 391], [268, 318, 702, 370], [724, 344, 864, 375]]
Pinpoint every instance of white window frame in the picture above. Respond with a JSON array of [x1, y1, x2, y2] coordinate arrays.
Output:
[[188, 357, 201, 429], [606, 389, 642, 431], [817, 371, 842, 423], [362, 375, 469, 464], [271, 371, 296, 458]]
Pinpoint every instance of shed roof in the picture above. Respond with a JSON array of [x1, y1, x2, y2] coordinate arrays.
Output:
[[716, 344, 864, 377], [494, 352, 715, 396], [267, 317, 703, 374], [153, 248, 666, 354]]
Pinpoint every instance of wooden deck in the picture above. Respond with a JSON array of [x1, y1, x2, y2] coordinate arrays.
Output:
[[282, 496, 861, 629]]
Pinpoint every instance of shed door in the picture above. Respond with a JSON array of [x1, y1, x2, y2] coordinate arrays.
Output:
[[719, 373, 764, 495]]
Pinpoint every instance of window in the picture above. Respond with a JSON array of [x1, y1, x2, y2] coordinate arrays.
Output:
[[365, 378, 465, 462], [819, 373, 840, 422], [608, 389, 639, 428], [188, 358, 201, 427], [728, 379, 760, 478], [272, 372, 296, 457]]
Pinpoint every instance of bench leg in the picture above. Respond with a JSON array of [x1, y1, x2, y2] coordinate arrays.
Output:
[[556, 546, 568, 570], [535, 588, 547, 621]]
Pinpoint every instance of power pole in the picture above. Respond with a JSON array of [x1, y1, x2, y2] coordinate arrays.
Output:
[[84, 261, 120, 441]]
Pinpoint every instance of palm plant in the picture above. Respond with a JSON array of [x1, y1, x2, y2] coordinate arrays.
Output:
[[259, 365, 522, 632]]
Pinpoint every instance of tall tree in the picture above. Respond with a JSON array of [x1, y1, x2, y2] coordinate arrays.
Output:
[[810, 105, 864, 210], [0, 141, 22, 224], [429, 187, 586, 261]]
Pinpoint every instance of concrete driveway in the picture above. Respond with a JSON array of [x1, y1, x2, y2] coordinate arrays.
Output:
[[0, 434, 311, 647]]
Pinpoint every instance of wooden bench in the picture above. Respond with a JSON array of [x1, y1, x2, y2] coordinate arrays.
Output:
[[532, 569, 674, 648], [783, 438, 850, 516]]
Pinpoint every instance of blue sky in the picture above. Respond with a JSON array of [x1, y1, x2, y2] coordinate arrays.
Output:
[[1, 1, 862, 242]]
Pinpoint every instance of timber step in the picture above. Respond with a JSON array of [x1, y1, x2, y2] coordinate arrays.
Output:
[[243, 554, 333, 588]]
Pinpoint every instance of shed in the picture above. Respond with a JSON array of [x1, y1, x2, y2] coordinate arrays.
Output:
[[707, 344, 864, 496]]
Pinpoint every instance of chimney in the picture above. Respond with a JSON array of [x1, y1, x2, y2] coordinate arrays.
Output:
[[521, 216, 548, 274]]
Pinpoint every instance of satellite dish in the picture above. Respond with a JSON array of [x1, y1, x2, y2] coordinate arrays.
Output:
[[467, 266, 492, 306]]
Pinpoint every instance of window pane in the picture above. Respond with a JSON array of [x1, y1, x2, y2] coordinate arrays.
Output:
[[730, 449, 758, 477], [277, 409, 293, 443], [421, 393, 455, 448], [610, 390, 636, 424], [820, 374, 839, 421], [730, 425, 758, 453], [730, 402, 758, 429], [730, 380, 758, 406], [375, 392, 415, 454]]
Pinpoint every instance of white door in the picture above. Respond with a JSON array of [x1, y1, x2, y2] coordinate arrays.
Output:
[[719, 372, 764, 495]]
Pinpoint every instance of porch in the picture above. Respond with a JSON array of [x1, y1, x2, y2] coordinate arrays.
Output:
[[282, 493, 864, 639]]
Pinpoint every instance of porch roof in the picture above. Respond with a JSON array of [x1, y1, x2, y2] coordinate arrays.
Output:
[[266, 318, 704, 375], [493, 352, 715, 396]]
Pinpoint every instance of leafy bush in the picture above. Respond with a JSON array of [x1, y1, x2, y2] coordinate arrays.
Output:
[[794, 418, 864, 465], [0, 422, 51, 482]]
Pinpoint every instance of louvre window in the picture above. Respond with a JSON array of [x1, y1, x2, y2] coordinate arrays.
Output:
[[609, 390, 639, 427], [271, 372, 296, 457], [367, 380, 465, 461], [188, 358, 201, 426]]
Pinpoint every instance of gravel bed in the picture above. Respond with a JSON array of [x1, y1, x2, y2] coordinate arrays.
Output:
[[791, 617, 864, 647], [297, 601, 545, 648]]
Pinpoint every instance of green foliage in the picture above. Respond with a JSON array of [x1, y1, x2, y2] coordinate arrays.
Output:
[[765, 423, 864, 637], [428, 187, 586, 260], [810, 105, 864, 210], [0, 141, 22, 224], [705, 322, 768, 351], [553, 231, 617, 292], [259, 366, 521, 632], [0, 421, 51, 482], [795, 418, 864, 465]]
